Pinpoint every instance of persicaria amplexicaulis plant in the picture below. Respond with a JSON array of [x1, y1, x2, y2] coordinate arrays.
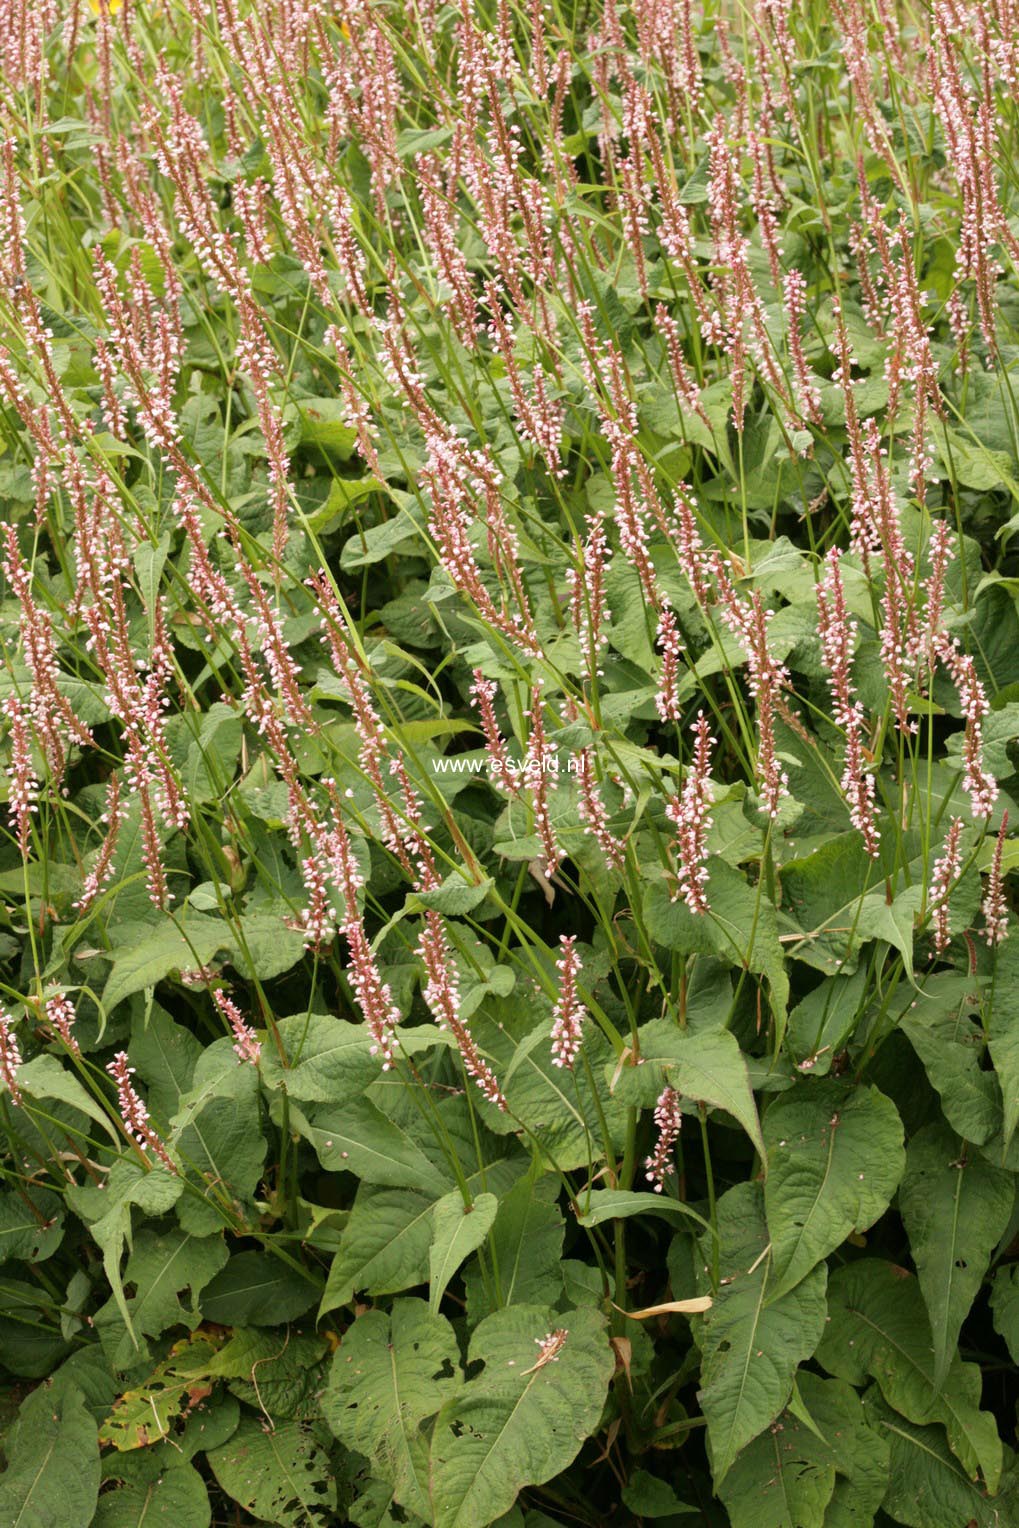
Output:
[[1, 2, 1019, 1526]]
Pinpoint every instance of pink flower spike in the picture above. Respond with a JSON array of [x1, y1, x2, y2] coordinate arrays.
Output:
[[654, 604, 684, 724], [666, 712, 715, 914], [929, 817, 964, 954], [550, 935, 586, 1069], [0, 1008, 24, 1106], [106, 1051, 176, 1172], [44, 993, 79, 1055], [645, 1086, 683, 1192], [213, 990, 261, 1065], [983, 810, 1010, 946]]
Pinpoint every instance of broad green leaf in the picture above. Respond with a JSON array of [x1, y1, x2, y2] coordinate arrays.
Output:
[[0, 1187, 64, 1264], [129, 1004, 202, 1122], [16, 1053, 121, 1145], [785, 966, 868, 1075], [410, 872, 495, 916], [816, 1260, 1002, 1491], [620, 1470, 698, 1517], [866, 1389, 1007, 1528], [763, 1080, 904, 1299], [72, 1161, 184, 1350], [696, 1184, 827, 1485], [901, 993, 1001, 1146], [207, 1416, 336, 1527], [429, 1191, 499, 1314], [323, 1299, 461, 1516], [426, 1305, 614, 1528], [500, 1023, 628, 1172], [295, 397, 358, 456], [716, 1372, 888, 1528], [101, 916, 231, 1013], [94, 1451, 211, 1528], [0, 1380, 99, 1528], [208, 1330, 328, 1422], [340, 504, 425, 570], [320, 1186, 439, 1317], [102, 915, 305, 1013], [463, 1172, 565, 1323], [199, 1251, 320, 1326], [286, 1095, 440, 1192], [260, 1015, 450, 1108], [613, 1021, 766, 1164], [173, 1076, 266, 1226], [95, 1227, 228, 1369], [575, 1189, 712, 1235], [989, 938, 1019, 1153], [899, 1121, 1015, 1389]]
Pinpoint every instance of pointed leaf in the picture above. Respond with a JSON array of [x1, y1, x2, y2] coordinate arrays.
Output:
[[429, 1192, 499, 1314], [0, 1380, 99, 1528], [898, 1121, 1015, 1389], [427, 1305, 613, 1528], [763, 1080, 904, 1298], [816, 1260, 1002, 1492], [323, 1299, 461, 1516], [697, 1184, 828, 1485]]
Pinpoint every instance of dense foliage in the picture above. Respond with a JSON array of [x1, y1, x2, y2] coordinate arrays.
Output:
[[2, 0, 1019, 1523]]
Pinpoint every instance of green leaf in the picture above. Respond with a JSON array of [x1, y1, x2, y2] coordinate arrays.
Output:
[[101, 917, 231, 1014], [429, 1191, 499, 1314], [94, 1452, 211, 1528], [719, 1373, 889, 1528], [208, 1330, 328, 1422], [620, 1470, 697, 1516], [463, 1173, 565, 1323], [95, 1228, 228, 1369], [207, 1416, 336, 1527], [816, 1260, 1002, 1491], [697, 1184, 828, 1485], [763, 1080, 904, 1299], [613, 1021, 766, 1164], [129, 1005, 202, 1122], [16, 1053, 121, 1146], [295, 397, 358, 457], [426, 1305, 614, 1528], [0, 1379, 99, 1528], [0, 1187, 64, 1265], [286, 1095, 440, 1193], [989, 938, 1019, 1153], [70, 1160, 184, 1350], [901, 982, 1001, 1146], [410, 872, 495, 916], [320, 1186, 439, 1317], [340, 503, 425, 571], [500, 1024, 628, 1172], [172, 1059, 266, 1219], [199, 1251, 320, 1326], [866, 1389, 1007, 1528], [575, 1189, 712, 1235], [323, 1299, 461, 1516], [898, 1121, 1015, 1390], [718, 1404, 835, 1527]]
